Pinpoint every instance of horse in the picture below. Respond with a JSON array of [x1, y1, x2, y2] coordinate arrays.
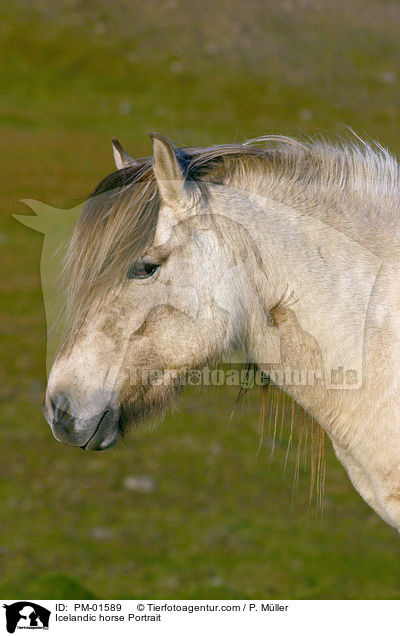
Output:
[[43, 131, 400, 531]]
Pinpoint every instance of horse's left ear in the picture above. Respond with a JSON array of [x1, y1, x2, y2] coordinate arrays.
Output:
[[112, 137, 137, 169], [150, 132, 188, 209]]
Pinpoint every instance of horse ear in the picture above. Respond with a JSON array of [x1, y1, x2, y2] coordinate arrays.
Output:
[[112, 137, 136, 169], [150, 132, 187, 208]]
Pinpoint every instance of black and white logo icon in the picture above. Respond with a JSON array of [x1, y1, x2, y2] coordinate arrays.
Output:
[[3, 602, 51, 633]]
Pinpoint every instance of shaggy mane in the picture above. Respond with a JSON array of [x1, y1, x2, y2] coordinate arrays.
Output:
[[64, 133, 400, 332]]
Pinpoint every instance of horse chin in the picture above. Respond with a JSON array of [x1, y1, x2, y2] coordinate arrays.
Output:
[[117, 376, 184, 434]]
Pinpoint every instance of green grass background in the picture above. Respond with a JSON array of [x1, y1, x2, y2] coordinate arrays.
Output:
[[1, 0, 400, 599]]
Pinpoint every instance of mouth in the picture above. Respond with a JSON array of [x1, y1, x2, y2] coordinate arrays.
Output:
[[80, 410, 120, 451]]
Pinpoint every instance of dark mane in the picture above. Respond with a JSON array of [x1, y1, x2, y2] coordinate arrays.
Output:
[[90, 162, 152, 197]]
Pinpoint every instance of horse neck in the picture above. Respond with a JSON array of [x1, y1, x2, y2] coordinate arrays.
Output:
[[213, 181, 392, 438]]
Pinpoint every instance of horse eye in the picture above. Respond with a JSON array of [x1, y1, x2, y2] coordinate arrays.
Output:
[[127, 258, 159, 280]]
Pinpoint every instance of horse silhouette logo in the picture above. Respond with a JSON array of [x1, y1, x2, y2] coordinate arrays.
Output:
[[3, 602, 51, 633]]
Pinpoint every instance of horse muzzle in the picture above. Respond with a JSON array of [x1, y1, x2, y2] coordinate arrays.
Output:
[[43, 392, 120, 451]]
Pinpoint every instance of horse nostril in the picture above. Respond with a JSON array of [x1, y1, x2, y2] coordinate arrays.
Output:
[[52, 392, 73, 424]]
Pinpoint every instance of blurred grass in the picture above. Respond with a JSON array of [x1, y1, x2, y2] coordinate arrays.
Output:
[[1, 0, 400, 599]]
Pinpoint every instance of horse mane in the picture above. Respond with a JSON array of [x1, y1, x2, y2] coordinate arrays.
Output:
[[62, 133, 400, 508], [189, 133, 400, 204], [64, 133, 400, 328]]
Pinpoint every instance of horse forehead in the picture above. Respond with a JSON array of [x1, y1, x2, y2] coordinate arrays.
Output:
[[153, 220, 220, 261], [153, 204, 182, 245], [153, 202, 215, 247]]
